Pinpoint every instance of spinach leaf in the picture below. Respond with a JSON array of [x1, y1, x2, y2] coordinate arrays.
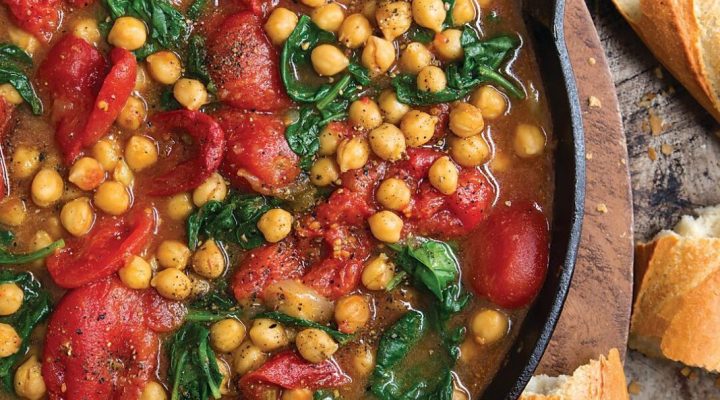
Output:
[[314, 390, 341, 400], [255, 311, 354, 345], [0, 45, 31, 64], [406, 26, 435, 44], [443, 0, 456, 28], [166, 322, 224, 400], [0, 44, 42, 115], [392, 74, 470, 105], [186, 0, 207, 20], [186, 35, 216, 93], [159, 86, 183, 110], [186, 192, 281, 251], [0, 230, 64, 265], [0, 270, 52, 391], [187, 280, 241, 322], [285, 106, 323, 171]]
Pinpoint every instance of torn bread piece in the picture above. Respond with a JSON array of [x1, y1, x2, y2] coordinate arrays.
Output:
[[631, 206, 720, 371], [520, 349, 629, 400]]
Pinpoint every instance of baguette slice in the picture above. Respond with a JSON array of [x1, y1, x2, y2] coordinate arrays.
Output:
[[519, 349, 628, 400], [612, 0, 720, 122], [631, 206, 720, 371]]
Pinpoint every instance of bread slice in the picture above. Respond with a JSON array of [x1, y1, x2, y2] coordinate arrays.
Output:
[[519, 349, 628, 400], [631, 206, 720, 371], [611, 0, 720, 122]]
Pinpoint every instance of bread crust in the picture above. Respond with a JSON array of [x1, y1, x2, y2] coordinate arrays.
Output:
[[612, 0, 720, 122]]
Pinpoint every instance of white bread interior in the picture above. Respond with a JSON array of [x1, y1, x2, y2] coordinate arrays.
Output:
[[519, 349, 628, 400], [612, 0, 720, 122], [631, 206, 720, 371]]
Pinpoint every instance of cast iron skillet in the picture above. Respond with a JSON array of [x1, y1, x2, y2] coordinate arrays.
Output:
[[480, 0, 586, 399]]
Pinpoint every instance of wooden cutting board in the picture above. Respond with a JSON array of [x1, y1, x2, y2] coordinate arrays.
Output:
[[536, 0, 634, 375]]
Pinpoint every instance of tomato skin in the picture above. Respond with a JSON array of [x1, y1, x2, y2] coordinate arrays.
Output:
[[0, 99, 14, 201], [315, 190, 374, 226], [47, 208, 156, 288], [217, 110, 300, 193], [239, 0, 275, 17], [142, 110, 226, 196], [38, 35, 107, 163], [386, 148, 443, 181], [207, 12, 290, 111], [80, 48, 136, 151], [43, 278, 185, 400], [303, 258, 364, 300], [2, 0, 60, 42], [447, 169, 495, 230], [466, 202, 550, 309], [232, 242, 305, 301]]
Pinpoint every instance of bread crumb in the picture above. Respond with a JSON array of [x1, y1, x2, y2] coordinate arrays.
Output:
[[597, 203, 608, 213], [648, 147, 657, 161], [586, 153, 593, 160], [620, 158, 626, 165], [661, 143, 673, 155], [680, 366, 691, 377], [628, 381, 642, 395], [638, 93, 656, 108], [588, 57, 596, 65], [588, 96, 602, 108], [504, 200, 512, 207], [654, 67, 664, 79], [649, 110, 665, 135]]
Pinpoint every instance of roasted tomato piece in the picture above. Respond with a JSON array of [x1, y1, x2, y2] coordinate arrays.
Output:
[[239, 0, 275, 17], [315, 190, 374, 226], [38, 35, 107, 163], [232, 242, 304, 301], [447, 169, 495, 230], [386, 147, 444, 181], [43, 278, 185, 400], [207, 11, 290, 111], [240, 350, 350, 398], [217, 110, 300, 193], [142, 110, 225, 196], [466, 202, 550, 308], [80, 47, 136, 150], [0, 99, 14, 200], [47, 208, 156, 288], [303, 258, 364, 300], [2, 0, 60, 42]]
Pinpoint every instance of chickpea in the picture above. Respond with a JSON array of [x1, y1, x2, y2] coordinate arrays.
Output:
[[60, 197, 95, 237], [108, 16, 147, 51], [125, 135, 158, 172], [94, 181, 130, 215], [192, 239, 226, 279], [368, 211, 403, 243], [352, 344, 375, 375], [117, 96, 147, 131], [265, 8, 299, 46], [135, 65, 149, 92], [399, 42, 433, 74], [375, 1, 412, 41], [369, 123, 406, 161], [513, 124, 546, 158], [216, 358, 232, 395], [449, 135, 490, 167], [93, 139, 120, 171], [296, 328, 338, 363], [334, 295, 370, 333], [68, 157, 105, 191], [0, 197, 26, 227], [348, 98, 382, 130], [310, 157, 340, 187], [433, 29, 463, 61], [378, 90, 409, 124], [318, 124, 344, 156], [0, 283, 23, 316], [72, 18, 101, 45], [451, 0, 476, 25], [249, 319, 289, 352], [400, 110, 437, 147], [173, 78, 208, 111], [257, 208, 293, 243], [140, 381, 167, 400], [362, 253, 394, 290], [146, 51, 182, 85], [119, 256, 153, 289], [300, 0, 324, 8], [470, 309, 509, 345], [8, 26, 38, 55], [13, 355, 45, 400], [113, 160, 134, 187], [192, 172, 228, 207], [336, 136, 370, 172], [157, 240, 191, 270], [232, 341, 267, 375], [361, 36, 395, 76], [417, 65, 447, 93], [167, 193, 194, 220], [449, 102, 485, 137], [311, 3, 345, 33], [491, 151, 511, 173], [311, 44, 349, 76], [264, 280, 334, 322], [30, 231, 53, 267], [338, 14, 372, 49], [282, 388, 313, 400], [412, 0, 446, 32], [210, 318, 246, 353], [31, 168, 64, 208], [151, 268, 192, 300], [10, 146, 40, 179], [0, 323, 21, 357], [0, 84, 23, 105], [470, 86, 508, 120], [376, 178, 411, 211], [428, 156, 459, 195]]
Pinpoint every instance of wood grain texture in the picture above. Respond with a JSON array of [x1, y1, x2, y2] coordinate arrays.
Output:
[[535, 0, 634, 375]]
